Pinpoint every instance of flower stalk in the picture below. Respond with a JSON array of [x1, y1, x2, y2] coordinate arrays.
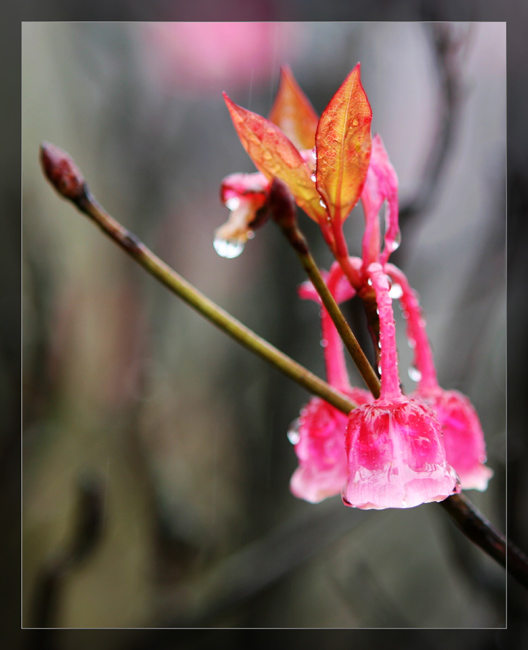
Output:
[[268, 178, 380, 399]]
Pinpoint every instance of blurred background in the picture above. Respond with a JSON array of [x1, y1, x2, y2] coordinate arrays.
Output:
[[20, 20, 509, 639]]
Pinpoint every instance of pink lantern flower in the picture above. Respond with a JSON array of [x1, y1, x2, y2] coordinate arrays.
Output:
[[385, 263, 493, 491], [290, 262, 373, 503], [343, 263, 460, 509]]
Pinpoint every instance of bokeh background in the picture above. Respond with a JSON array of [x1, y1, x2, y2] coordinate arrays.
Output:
[[21, 20, 509, 638]]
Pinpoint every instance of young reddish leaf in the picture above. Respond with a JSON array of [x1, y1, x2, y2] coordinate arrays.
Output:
[[224, 93, 326, 223], [315, 64, 372, 222], [268, 66, 319, 151]]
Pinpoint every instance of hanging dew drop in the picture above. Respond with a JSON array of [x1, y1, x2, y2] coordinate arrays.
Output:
[[213, 237, 245, 259], [389, 283, 403, 299], [287, 419, 301, 445], [408, 365, 422, 382], [389, 229, 402, 252], [225, 196, 240, 211]]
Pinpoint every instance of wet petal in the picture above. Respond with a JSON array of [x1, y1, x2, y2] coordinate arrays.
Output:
[[343, 397, 460, 509]]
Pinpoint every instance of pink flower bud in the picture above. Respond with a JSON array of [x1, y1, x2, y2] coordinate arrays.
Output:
[[39, 142, 86, 202], [290, 388, 374, 503], [412, 387, 493, 491]]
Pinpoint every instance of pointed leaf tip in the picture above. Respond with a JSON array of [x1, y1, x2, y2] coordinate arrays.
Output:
[[269, 66, 319, 151], [315, 65, 372, 223], [223, 93, 325, 223]]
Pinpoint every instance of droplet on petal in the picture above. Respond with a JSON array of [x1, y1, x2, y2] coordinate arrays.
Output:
[[408, 365, 422, 382], [225, 196, 241, 211], [287, 418, 301, 445], [213, 236, 245, 259], [389, 282, 403, 299]]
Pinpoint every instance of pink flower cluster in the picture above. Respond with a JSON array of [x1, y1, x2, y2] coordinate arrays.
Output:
[[288, 139, 492, 509], [217, 65, 493, 509]]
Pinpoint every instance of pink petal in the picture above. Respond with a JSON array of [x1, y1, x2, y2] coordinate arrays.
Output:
[[290, 389, 373, 503], [413, 387, 493, 491], [343, 397, 460, 509], [360, 135, 400, 267]]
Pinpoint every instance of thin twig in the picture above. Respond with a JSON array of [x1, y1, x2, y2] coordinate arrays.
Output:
[[268, 178, 380, 398]]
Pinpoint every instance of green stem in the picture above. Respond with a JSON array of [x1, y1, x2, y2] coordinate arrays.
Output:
[[276, 222, 380, 398], [75, 192, 356, 416]]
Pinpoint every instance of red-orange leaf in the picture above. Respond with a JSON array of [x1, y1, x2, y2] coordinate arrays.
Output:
[[268, 66, 319, 151], [224, 93, 325, 222], [315, 64, 372, 222]]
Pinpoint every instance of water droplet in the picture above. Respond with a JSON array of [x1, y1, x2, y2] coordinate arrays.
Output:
[[367, 278, 373, 286], [225, 196, 240, 211], [352, 118, 359, 126], [408, 366, 422, 382], [320, 338, 328, 348], [319, 199, 327, 209], [310, 172, 317, 182], [388, 229, 402, 252], [408, 338, 416, 349], [213, 237, 245, 259], [246, 230, 255, 240], [389, 283, 403, 299], [377, 363, 382, 375], [287, 419, 301, 445]]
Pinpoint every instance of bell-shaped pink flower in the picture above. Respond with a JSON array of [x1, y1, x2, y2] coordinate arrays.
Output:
[[290, 387, 373, 503], [290, 263, 373, 503], [343, 263, 459, 509], [385, 263, 493, 491]]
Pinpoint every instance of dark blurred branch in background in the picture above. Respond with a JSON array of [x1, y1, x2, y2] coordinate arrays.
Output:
[[156, 500, 369, 628], [398, 24, 469, 230], [28, 473, 104, 644], [440, 493, 528, 589]]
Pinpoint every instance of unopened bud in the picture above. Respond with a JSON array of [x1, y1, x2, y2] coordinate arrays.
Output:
[[40, 142, 87, 202]]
